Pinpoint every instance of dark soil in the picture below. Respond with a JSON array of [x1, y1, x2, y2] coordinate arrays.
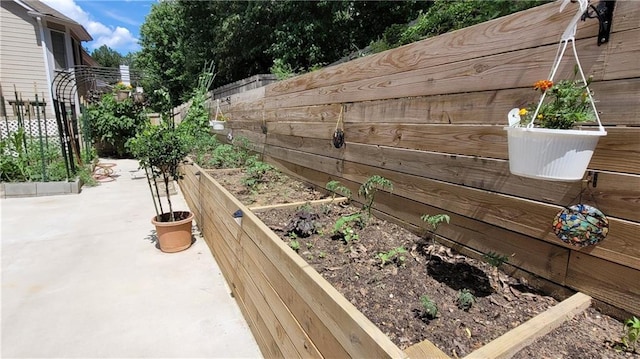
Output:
[[206, 168, 637, 358], [207, 168, 326, 206]]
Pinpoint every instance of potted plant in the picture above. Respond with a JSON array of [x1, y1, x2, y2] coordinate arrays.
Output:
[[114, 82, 132, 101], [129, 107, 193, 253], [505, 71, 607, 182], [209, 99, 227, 131]]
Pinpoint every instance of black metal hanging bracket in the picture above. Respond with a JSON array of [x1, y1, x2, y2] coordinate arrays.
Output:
[[581, 0, 616, 46]]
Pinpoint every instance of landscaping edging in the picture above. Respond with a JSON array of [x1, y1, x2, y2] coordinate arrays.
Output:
[[179, 161, 595, 358], [1, 178, 82, 198], [179, 161, 423, 358]]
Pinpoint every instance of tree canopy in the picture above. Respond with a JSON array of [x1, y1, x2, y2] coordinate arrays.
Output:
[[135, 0, 548, 108]]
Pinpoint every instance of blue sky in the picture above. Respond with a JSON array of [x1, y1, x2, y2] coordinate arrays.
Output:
[[41, 0, 154, 55]]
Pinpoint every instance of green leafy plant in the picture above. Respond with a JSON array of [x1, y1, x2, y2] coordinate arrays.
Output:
[[420, 295, 438, 319], [128, 89, 189, 223], [242, 156, 276, 191], [483, 251, 510, 268], [377, 247, 408, 268], [516, 68, 597, 130], [421, 213, 450, 230], [333, 213, 363, 243], [456, 289, 476, 311], [284, 208, 319, 238], [85, 92, 147, 157], [326, 180, 352, 201], [618, 316, 640, 352], [288, 238, 301, 252], [358, 175, 393, 217]]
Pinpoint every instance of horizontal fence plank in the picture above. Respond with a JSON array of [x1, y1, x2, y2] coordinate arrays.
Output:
[[266, 1, 640, 97], [265, 30, 639, 109], [344, 124, 640, 175], [342, 143, 640, 223], [566, 252, 640, 317], [238, 241, 322, 358], [344, 78, 640, 126], [239, 227, 350, 358], [341, 161, 640, 271], [266, 134, 344, 160], [264, 146, 343, 177]]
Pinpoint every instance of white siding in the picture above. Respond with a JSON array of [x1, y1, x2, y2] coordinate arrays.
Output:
[[0, 1, 54, 121]]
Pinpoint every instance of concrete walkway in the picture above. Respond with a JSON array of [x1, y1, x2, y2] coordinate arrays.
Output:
[[1, 159, 262, 358]]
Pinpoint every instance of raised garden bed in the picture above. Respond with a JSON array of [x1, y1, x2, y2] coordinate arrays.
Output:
[[180, 161, 635, 358]]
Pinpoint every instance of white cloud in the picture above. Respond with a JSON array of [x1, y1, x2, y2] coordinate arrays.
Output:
[[41, 0, 139, 53], [94, 27, 138, 51]]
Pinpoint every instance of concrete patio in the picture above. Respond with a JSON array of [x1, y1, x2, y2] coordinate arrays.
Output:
[[1, 159, 262, 358]]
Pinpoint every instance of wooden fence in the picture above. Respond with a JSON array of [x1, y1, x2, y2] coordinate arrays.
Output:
[[194, 2, 639, 316]]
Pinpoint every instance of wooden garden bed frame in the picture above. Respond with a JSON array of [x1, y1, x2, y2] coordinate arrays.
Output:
[[180, 161, 592, 358]]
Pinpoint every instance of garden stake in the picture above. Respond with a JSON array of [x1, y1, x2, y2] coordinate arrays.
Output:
[[34, 89, 47, 181], [13, 86, 28, 155], [52, 98, 71, 179], [144, 165, 161, 219], [42, 93, 49, 150]]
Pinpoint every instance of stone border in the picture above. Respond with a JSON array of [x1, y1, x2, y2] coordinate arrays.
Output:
[[1, 178, 82, 198]]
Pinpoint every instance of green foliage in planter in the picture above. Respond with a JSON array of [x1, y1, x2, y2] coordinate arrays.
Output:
[[359, 175, 393, 218], [332, 213, 364, 244], [326, 180, 352, 202], [242, 156, 277, 191], [85, 92, 147, 157], [180, 62, 215, 140], [456, 289, 476, 311], [482, 251, 510, 268], [616, 316, 640, 353], [420, 295, 439, 319], [377, 246, 408, 268], [0, 129, 86, 183], [128, 120, 189, 221]]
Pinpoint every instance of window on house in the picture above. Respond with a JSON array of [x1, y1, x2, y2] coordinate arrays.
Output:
[[51, 31, 67, 69]]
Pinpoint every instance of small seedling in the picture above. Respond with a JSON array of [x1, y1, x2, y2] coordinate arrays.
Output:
[[306, 241, 314, 249], [333, 213, 363, 243], [358, 175, 393, 217], [377, 247, 408, 268], [318, 251, 327, 259], [456, 289, 476, 311], [242, 156, 276, 191], [420, 295, 438, 319], [421, 213, 450, 231], [326, 180, 352, 201], [618, 316, 640, 352], [483, 251, 510, 268], [288, 239, 300, 252]]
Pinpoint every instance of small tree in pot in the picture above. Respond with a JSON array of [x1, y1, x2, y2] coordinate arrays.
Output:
[[129, 91, 193, 252]]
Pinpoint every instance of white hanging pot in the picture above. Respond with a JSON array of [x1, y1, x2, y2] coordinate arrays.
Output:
[[209, 120, 225, 131], [504, 126, 605, 181], [505, 0, 607, 182]]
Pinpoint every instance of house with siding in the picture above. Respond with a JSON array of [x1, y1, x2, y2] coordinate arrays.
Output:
[[0, 0, 94, 122]]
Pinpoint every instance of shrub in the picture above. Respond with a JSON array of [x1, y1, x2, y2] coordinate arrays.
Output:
[[86, 93, 147, 157]]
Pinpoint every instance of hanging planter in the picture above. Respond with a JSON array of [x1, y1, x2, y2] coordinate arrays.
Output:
[[210, 99, 227, 131], [504, 0, 606, 182]]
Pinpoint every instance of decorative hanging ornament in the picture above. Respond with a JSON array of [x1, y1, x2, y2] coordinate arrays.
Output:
[[552, 204, 608, 247], [333, 128, 345, 148], [333, 105, 345, 148]]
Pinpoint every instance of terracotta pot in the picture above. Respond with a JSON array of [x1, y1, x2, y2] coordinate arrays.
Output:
[[151, 211, 194, 253]]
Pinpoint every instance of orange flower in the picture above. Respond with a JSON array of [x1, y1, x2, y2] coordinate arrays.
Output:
[[533, 80, 553, 92]]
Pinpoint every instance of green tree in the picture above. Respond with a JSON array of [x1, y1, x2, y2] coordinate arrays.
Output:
[[90, 45, 124, 68], [136, 0, 188, 107]]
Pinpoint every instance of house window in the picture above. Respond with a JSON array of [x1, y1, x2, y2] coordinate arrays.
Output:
[[51, 30, 67, 69]]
